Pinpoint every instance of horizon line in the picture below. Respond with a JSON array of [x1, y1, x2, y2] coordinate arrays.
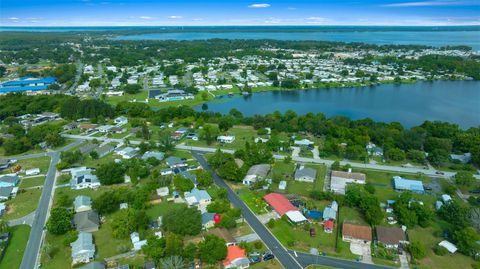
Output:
[[2, 24, 480, 27]]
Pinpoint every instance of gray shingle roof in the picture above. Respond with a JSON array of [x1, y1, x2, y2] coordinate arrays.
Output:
[[294, 167, 316, 180], [71, 232, 95, 258], [74, 210, 99, 231], [246, 164, 271, 177]]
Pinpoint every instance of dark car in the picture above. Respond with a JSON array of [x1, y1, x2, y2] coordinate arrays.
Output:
[[263, 253, 275, 261], [309, 228, 316, 237], [436, 171, 445, 175]]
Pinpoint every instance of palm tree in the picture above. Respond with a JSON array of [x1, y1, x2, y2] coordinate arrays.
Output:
[[159, 255, 185, 269]]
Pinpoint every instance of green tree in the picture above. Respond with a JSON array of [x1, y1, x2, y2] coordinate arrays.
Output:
[[455, 171, 475, 187], [111, 208, 149, 238], [162, 206, 202, 236], [453, 227, 480, 255], [196, 169, 213, 187], [47, 207, 72, 235], [173, 174, 194, 192], [198, 235, 228, 264], [95, 162, 125, 185], [407, 241, 427, 259]]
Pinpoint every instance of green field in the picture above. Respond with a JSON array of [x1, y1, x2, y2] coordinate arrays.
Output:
[[185, 126, 258, 150], [270, 162, 326, 197], [3, 188, 42, 221], [0, 225, 31, 269], [237, 188, 269, 215], [19, 176, 45, 188], [0, 156, 51, 176]]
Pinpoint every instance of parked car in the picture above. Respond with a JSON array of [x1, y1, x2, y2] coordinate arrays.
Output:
[[309, 228, 316, 237], [436, 171, 445, 175], [249, 256, 261, 264], [263, 253, 274, 261], [249, 252, 261, 257]]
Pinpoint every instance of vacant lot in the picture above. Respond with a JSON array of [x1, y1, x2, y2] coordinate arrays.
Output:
[[3, 188, 42, 221], [0, 225, 31, 269]]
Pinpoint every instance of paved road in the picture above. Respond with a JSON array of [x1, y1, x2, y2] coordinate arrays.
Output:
[[290, 250, 391, 269], [192, 151, 303, 269], [20, 151, 60, 269]]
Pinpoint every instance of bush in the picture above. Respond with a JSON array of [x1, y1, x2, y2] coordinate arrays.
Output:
[[267, 219, 275, 228], [254, 241, 263, 249], [407, 241, 427, 259]]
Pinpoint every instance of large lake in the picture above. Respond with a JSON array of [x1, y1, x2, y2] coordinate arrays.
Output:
[[114, 30, 480, 50], [198, 81, 480, 128]]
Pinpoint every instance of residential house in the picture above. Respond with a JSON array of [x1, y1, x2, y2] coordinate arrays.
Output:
[[25, 168, 40, 176], [264, 193, 307, 224], [71, 232, 95, 265], [114, 116, 128, 125], [63, 122, 79, 131], [74, 210, 100, 232], [74, 195, 92, 213], [450, 153, 471, 164], [166, 156, 187, 168], [330, 170, 366, 195], [242, 164, 271, 185], [141, 151, 165, 161], [294, 166, 317, 182], [97, 125, 115, 133], [393, 176, 425, 194], [223, 245, 250, 269], [342, 223, 372, 243], [156, 187, 169, 197], [0, 175, 20, 188], [184, 188, 212, 213], [95, 144, 115, 158], [0, 186, 15, 200], [217, 135, 235, 144], [366, 142, 384, 156], [0, 203, 6, 217], [294, 139, 314, 147], [0, 159, 10, 170], [70, 167, 100, 190], [179, 170, 198, 185], [376, 226, 407, 249], [116, 147, 138, 159], [80, 143, 97, 155], [202, 212, 216, 230], [130, 232, 147, 251]]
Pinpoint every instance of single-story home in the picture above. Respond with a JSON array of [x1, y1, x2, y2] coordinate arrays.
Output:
[[0, 186, 15, 200], [184, 188, 212, 213], [71, 232, 95, 265], [278, 180, 287, 190], [376, 226, 407, 249], [25, 168, 40, 176], [223, 245, 250, 269], [74, 210, 100, 232], [217, 135, 235, 144], [166, 156, 187, 168], [141, 151, 165, 161], [70, 167, 100, 190], [294, 166, 316, 182], [116, 147, 138, 159], [74, 195, 92, 213], [0, 175, 20, 188], [80, 143, 97, 155], [264, 193, 307, 224], [131, 232, 147, 251], [202, 212, 216, 230], [156, 187, 169, 197], [439, 240, 458, 253], [114, 116, 128, 125], [208, 228, 236, 246], [294, 139, 314, 147], [342, 223, 372, 243], [95, 144, 115, 158], [450, 153, 471, 164], [393, 176, 425, 194], [330, 170, 366, 195], [243, 164, 271, 185], [324, 219, 334, 233]]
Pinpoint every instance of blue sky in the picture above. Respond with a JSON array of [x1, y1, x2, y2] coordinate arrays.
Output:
[[1, 0, 479, 26]]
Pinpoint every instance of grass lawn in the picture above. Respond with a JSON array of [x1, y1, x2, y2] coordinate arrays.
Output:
[[0, 225, 30, 269], [93, 213, 133, 259], [269, 218, 337, 254], [145, 201, 187, 219], [3, 188, 42, 221], [41, 233, 71, 269], [185, 126, 257, 151], [270, 162, 326, 197], [237, 188, 269, 215], [53, 186, 114, 207], [19, 176, 45, 188], [408, 219, 477, 269], [1, 156, 51, 176]]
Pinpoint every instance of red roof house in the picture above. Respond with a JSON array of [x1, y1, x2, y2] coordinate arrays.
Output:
[[264, 193, 297, 216], [223, 245, 250, 269], [324, 219, 334, 233]]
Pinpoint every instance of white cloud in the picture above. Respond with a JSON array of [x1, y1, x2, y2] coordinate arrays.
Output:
[[168, 15, 183, 19], [8, 17, 20, 20], [383, 0, 475, 7], [248, 3, 271, 8], [305, 17, 329, 24], [139, 16, 152, 20]]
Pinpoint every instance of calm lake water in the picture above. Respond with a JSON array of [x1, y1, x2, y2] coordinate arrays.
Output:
[[198, 81, 480, 128], [114, 31, 480, 50]]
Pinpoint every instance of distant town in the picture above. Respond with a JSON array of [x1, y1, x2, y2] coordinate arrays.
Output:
[[0, 30, 479, 269]]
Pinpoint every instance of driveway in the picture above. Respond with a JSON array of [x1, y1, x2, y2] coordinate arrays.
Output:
[[257, 211, 279, 224], [399, 253, 409, 269], [312, 146, 320, 160], [291, 147, 300, 158]]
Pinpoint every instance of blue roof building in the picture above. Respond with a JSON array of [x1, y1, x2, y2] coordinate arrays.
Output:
[[0, 77, 56, 93], [393, 176, 425, 194]]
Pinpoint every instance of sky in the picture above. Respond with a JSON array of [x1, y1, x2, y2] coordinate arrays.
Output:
[[1, 0, 479, 26]]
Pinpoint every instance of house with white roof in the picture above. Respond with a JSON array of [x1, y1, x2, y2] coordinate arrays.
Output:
[[71, 232, 95, 265], [217, 135, 235, 144], [74, 195, 92, 213], [70, 167, 100, 190], [184, 188, 212, 213]]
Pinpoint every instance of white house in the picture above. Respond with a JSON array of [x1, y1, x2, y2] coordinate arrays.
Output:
[[130, 232, 147, 251], [184, 188, 212, 213], [114, 116, 128, 126], [71, 232, 95, 265], [74, 195, 92, 213], [70, 167, 101, 190], [330, 169, 366, 195], [217, 135, 235, 144], [25, 168, 40, 176]]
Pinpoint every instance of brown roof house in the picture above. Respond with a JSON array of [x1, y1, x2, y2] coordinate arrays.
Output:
[[376, 226, 407, 249], [342, 223, 372, 243]]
